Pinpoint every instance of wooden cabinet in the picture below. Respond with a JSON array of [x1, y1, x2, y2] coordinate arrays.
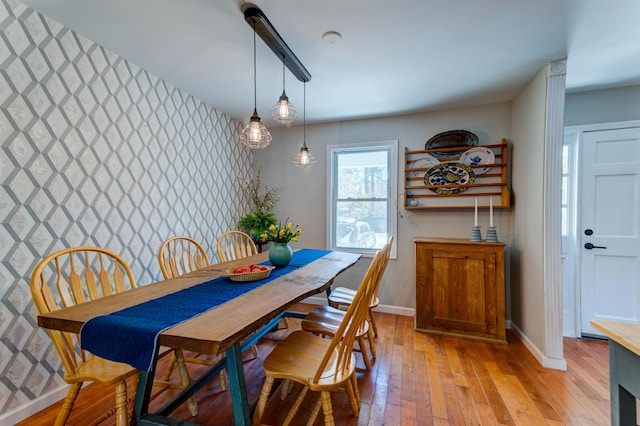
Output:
[[415, 238, 506, 343]]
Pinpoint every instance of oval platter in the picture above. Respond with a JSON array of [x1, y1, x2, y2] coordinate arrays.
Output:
[[424, 162, 475, 195], [425, 130, 478, 150]]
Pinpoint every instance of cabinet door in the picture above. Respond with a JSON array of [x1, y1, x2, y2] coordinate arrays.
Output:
[[416, 245, 498, 335]]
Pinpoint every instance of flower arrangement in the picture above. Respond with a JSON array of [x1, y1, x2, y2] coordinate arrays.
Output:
[[261, 219, 302, 244]]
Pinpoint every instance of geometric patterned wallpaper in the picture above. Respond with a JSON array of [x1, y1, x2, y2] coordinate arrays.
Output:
[[0, 0, 252, 419]]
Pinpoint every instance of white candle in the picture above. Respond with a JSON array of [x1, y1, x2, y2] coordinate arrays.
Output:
[[490, 198, 494, 227], [474, 198, 478, 226]]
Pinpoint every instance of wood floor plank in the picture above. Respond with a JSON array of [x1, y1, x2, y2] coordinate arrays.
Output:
[[468, 349, 515, 425], [424, 340, 449, 422], [19, 304, 613, 426], [485, 360, 533, 425], [414, 334, 434, 424]]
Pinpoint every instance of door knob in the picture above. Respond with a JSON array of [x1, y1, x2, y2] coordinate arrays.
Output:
[[584, 243, 607, 250]]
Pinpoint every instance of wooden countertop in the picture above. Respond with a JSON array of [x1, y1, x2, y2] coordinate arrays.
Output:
[[413, 237, 505, 246], [591, 319, 640, 356]]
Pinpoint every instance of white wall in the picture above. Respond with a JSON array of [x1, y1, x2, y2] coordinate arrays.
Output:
[[509, 67, 548, 351], [254, 103, 513, 312]]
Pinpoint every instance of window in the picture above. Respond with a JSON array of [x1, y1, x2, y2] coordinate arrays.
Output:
[[327, 141, 397, 256], [561, 144, 569, 236]]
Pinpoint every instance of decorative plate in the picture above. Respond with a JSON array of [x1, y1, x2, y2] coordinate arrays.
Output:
[[459, 147, 495, 175], [425, 163, 475, 195], [425, 130, 478, 150], [408, 154, 440, 177]]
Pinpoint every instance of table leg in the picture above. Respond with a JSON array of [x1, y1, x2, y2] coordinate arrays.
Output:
[[609, 340, 640, 426], [132, 347, 159, 425], [226, 343, 251, 425]]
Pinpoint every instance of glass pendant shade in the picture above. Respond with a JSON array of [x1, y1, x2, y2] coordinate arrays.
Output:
[[271, 57, 296, 124], [293, 81, 315, 169], [240, 109, 272, 148], [271, 91, 296, 124], [293, 141, 316, 168], [241, 20, 271, 149]]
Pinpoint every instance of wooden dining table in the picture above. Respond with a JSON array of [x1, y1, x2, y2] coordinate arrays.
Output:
[[36, 249, 361, 425]]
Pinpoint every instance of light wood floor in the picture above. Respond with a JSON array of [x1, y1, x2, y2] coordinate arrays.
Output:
[[19, 303, 613, 425]]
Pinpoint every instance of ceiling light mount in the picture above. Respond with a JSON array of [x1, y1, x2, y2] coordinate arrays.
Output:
[[242, 3, 311, 83]]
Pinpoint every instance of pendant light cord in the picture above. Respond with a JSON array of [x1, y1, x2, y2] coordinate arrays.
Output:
[[253, 20, 257, 110], [303, 82, 306, 143], [282, 55, 286, 92]]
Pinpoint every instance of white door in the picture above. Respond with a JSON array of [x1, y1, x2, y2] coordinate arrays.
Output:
[[580, 127, 640, 338]]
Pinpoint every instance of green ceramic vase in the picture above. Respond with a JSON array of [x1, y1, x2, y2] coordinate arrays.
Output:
[[268, 242, 292, 267]]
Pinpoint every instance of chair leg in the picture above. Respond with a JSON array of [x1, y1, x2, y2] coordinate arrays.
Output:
[[307, 396, 322, 426], [283, 385, 308, 425], [114, 380, 128, 426], [281, 379, 293, 400], [163, 352, 177, 381], [252, 376, 274, 426], [346, 372, 360, 415], [368, 309, 378, 337], [55, 382, 81, 426], [351, 371, 361, 406], [174, 349, 198, 416], [219, 367, 227, 391], [367, 325, 377, 359], [357, 336, 371, 370], [320, 390, 335, 426]]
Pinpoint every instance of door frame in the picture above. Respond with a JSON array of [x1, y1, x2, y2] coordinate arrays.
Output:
[[563, 120, 640, 338]]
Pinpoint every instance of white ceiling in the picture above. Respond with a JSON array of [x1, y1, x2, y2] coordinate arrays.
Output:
[[20, 0, 640, 126]]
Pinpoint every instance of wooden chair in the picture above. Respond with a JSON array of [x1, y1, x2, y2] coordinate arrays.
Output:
[[158, 235, 210, 279], [252, 250, 383, 426], [158, 236, 229, 388], [300, 237, 393, 369], [216, 230, 258, 262], [30, 246, 196, 426], [327, 237, 393, 343]]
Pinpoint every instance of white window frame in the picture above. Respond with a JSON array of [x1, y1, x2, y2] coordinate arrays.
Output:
[[326, 140, 398, 258]]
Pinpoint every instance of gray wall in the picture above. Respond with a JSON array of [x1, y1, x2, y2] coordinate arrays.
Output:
[[0, 0, 251, 420], [565, 85, 640, 126]]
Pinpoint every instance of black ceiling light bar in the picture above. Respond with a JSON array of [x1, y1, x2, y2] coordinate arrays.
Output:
[[242, 3, 311, 83]]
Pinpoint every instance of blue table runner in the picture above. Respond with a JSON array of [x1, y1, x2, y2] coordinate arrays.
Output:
[[80, 249, 331, 371]]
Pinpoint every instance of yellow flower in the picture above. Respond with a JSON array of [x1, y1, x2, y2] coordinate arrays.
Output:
[[261, 217, 302, 244]]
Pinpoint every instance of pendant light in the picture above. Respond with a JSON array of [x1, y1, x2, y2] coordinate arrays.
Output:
[[240, 20, 272, 149], [271, 55, 297, 124], [293, 82, 316, 169]]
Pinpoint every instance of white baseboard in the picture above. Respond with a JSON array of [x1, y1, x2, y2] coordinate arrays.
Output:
[[509, 321, 567, 371], [0, 385, 68, 425], [301, 295, 415, 317]]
